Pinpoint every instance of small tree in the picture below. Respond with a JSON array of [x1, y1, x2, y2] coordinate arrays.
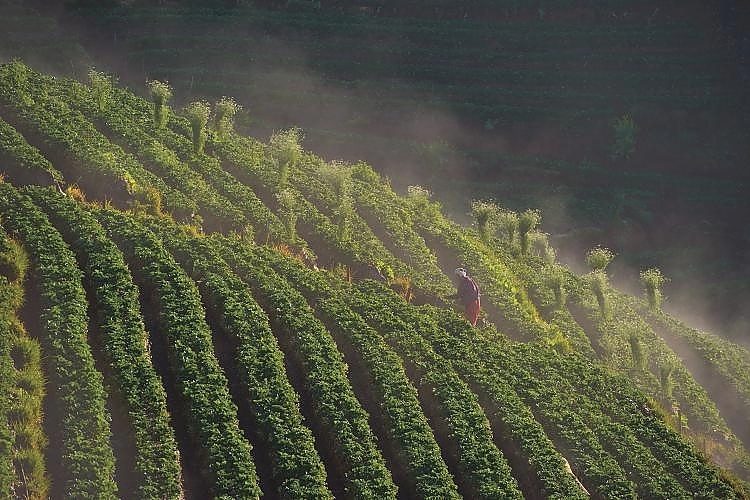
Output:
[[497, 209, 519, 245], [406, 185, 441, 222], [640, 267, 668, 311], [586, 246, 615, 273], [184, 101, 211, 154], [213, 96, 241, 141], [268, 128, 303, 188], [184, 100, 211, 154], [471, 200, 499, 243], [88, 68, 115, 114], [612, 114, 637, 160], [147, 79, 173, 129], [544, 264, 566, 309], [518, 208, 541, 255], [276, 188, 299, 241], [319, 160, 353, 242], [629, 332, 646, 371], [659, 363, 675, 401], [589, 270, 608, 316]]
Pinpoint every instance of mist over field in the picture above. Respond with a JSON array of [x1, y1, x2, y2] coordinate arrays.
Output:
[[3, 0, 749, 344]]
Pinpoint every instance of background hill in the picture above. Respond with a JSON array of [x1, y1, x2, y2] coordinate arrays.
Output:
[[1, 1, 750, 498]]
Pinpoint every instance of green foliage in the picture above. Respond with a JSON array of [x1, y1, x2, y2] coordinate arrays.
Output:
[[213, 96, 241, 141], [147, 79, 172, 129], [0, 184, 117, 499], [496, 208, 519, 245], [640, 267, 668, 311], [87, 68, 115, 114], [518, 208, 541, 255], [144, 224, 331, 499], [276, 188, 300, 241], [318, 160, 353, 242], [544, 264, 567, 309], [659, 363, 675, 401], [351, 160, 381, 185], [471, 199, 499, 243], [95, 207, 260, 499], [629, 332, 646, 371], [28, 188, 183, 499], [0, 235, 27, 283], [184, 100, 211, 154], [586, 246, 615, 273], [268, 128, 303, 188], [589, 270, 609, 316], [611, 114, 637, 160]]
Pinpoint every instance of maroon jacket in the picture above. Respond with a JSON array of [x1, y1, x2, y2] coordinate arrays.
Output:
[[456, 275, 480, 306]]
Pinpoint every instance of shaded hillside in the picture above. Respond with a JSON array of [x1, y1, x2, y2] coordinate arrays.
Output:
[[29, 0, 749, 345], [0, 59, 749, 498]]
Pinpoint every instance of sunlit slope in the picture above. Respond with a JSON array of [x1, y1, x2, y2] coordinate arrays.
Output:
[[0, 60, 749, 498]]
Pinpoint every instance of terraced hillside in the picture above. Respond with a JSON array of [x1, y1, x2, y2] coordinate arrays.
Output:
[[1, 59, 750, 498], [51, 0, 750, 344]]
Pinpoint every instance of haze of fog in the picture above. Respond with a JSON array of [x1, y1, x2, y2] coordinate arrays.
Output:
[[6, 1, 749, 346]]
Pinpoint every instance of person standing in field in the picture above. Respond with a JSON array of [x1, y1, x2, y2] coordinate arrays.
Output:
[[451, 267, 481, 326]]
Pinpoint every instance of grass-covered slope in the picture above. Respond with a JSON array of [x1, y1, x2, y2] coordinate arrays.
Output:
[[0, 60, 749, 498]]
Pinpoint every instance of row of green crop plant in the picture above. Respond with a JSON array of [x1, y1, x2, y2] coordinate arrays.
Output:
[[405, 186, 556, 343], [346, 278, 568, 498], [0, 116, 62, 187], [430, 302, 746, 497], [122, 86, 288, 241], [347, 162, 455, 298], [470, 322, 700, 498], [0, 226, 48, 499], [0, 183, 118, 498], [563, 268, 750, 479], [359, 279, 637, 498], [22, 66, 245, 232], [93, 207, 261, 499], [126, 39, 724, 91], [275, 148, 434, 292], [25, 187, 184, 499], [466, 201, 598, 355], [575, 272, 735, 438], [628, 293, 750, 424], [530, 346, 749, 496], [249, 243, 463, 499], [0, 61, 196, 219], [215, 236, 399, 498], [212, 131, 411, 280], [46, 70, 250, 232], [119, 27, 722, 70], [138, 216, 333, 499]]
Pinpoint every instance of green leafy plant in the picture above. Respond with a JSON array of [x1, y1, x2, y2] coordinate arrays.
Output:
[[544, 264, 567, 309], [276, 188, 300, 241], [146, 79, 172, 129], [586, 246, 615, 273], [497, 209, 519, 245], [268, 128, 303, 188], [640, 268, 668, 311], [589, 270, 609, 316], [87, 68, 115, 114], [629, 332, 646, 371], [318, 161, 353, 242], [518, 208, 541, 255], [659, 363, 675, 401], [471, 200, 499, 243], [183, 100, 211, 154], [213, 96, 241, 141]]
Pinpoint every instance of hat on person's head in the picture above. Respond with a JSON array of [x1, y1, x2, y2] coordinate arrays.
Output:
[[454, 268, 467, 278]]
